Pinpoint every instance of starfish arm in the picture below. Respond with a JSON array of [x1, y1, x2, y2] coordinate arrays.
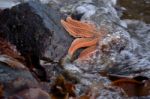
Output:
[[68, 37, 99, 57], [66, 16, 96, 31], [61, 19, 96, 38], [78, 45, 97, 60]]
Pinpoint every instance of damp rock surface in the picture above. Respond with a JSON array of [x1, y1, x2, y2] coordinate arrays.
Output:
[[0, 0, 149, 99], [0, 60, 40, 98], [58, 0, 150, 98], [0, 1, 72, 64]]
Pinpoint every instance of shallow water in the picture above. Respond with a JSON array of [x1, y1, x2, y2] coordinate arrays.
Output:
[[118, 0, 150, 23]]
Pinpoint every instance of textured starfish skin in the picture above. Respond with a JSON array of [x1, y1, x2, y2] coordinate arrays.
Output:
[[79, 45, 97, 59], [61, 18, 96, 38], [68, 37, 99, 57], [61, 17, 104, 60]]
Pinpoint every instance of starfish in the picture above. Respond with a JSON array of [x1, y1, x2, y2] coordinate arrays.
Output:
[[61, 16, 105, 61]]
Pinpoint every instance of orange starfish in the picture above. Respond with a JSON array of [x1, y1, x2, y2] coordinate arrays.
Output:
[[61, 16, 105, 61]]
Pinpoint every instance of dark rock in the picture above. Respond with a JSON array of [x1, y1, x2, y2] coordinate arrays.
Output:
[[0, 62, 39, 97], [0, 1, 72, 65], [9, 88, 50, 99], [0, 1, 72, 81]]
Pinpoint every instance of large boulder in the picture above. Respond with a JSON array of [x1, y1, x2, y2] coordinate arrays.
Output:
[[0, 1, 72, 64]]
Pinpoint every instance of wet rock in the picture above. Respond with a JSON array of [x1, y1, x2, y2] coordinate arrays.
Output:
[[78, 83, 127, 99], [0, 1, 73, 81], [0, 37, 50, 98], [0, 0, 19, 9], [96, 86, 127, 99], [0, 0, 149, 98], [9, 88, 50, 99], [0, 37, 39, 97], [0, 61, 39, 98], [0, 1, 72, 64], [0, 38, 24, 64], [54, 0, 150, 98], [40, 60, 64, 82]]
